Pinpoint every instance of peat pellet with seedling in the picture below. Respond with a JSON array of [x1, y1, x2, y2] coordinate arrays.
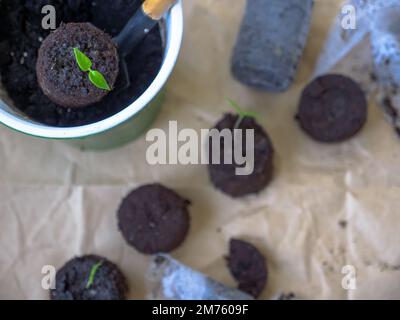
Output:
[[50, 255, 128, 300], [208, 101, 274, 198], [37, 23, 119, 108]]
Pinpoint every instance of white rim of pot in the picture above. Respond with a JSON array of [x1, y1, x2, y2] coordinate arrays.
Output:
[[0, 1, 184, 139]]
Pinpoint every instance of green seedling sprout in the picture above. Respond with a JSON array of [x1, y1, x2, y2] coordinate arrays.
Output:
[[73, 48, 111, 91], [86, 261, 103, 289], [226, 98, 259, 129]]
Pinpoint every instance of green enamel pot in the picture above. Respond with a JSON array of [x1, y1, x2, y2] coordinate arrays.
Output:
[[0, 1, 183, 151]]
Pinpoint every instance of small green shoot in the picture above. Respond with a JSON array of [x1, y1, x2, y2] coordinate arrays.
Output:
[[89, 70, 111, 91], [86, 262, 103, 289], [73, 48, 92, 72], [226, 98, 259, 129], [73, 48, 111, 91]]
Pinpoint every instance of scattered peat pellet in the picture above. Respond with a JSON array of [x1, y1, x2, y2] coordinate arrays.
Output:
[[36, 22, 119, 108], [276, 292, 296, 300], [50, 255, 128, 300], [296, 74, 367, 143], [117, 184, 191, 255], [208, 114, 274, 198], [226, 239, 268, 298]]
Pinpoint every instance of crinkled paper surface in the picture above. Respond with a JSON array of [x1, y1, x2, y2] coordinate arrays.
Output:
[[1, 0, 400, 300]]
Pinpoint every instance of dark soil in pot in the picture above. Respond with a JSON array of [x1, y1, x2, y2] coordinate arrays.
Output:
[[0, 0, 163, 127]]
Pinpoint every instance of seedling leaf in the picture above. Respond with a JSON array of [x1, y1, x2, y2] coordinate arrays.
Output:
[[241, 111, 259, 119], [73, 48, 92, 72], [73, 48, 112, 92], [227, 98, 259, 119], [226, 98, 260, 129], [86, 262, 103, 289], [89, 70, 111, 91], [226, 98, 243, 114]]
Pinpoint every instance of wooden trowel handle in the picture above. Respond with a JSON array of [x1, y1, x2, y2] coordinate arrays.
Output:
[[143, 0, 177, 20], [114, 0, 177, 57]]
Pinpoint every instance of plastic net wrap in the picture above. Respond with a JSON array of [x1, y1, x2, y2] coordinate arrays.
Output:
[[146, 255, 253, 300], [316, 0, 400, 133]]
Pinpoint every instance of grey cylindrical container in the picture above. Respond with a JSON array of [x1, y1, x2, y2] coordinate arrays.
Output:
[[231, 0, 314, 92]]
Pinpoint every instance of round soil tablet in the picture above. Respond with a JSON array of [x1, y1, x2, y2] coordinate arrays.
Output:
[[297, 74, 367, 142], [37, 22, 119, 108], [208, 114, 274, 198], [50, 255, 128, 300], [117, 184, 191, 255], [226, 239, 268, 298]]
